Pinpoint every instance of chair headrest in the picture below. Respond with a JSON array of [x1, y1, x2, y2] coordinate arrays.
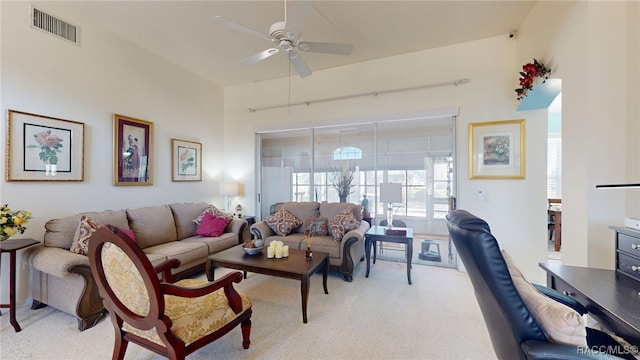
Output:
[[445, 209, 491, 232]]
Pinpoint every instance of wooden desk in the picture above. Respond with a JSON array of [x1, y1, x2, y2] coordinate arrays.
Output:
[[0, 238, 40, 332], [548, 209, 561, 251], [365, 225, 413, 284], [539, 262, 640, 346]]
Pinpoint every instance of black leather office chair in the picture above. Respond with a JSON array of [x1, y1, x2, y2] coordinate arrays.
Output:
[[446, 209, 631, 360]]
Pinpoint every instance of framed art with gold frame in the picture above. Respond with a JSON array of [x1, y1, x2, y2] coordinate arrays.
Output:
[[113, 114, 153, 186], [6, 109, 84, 181], [171, 139, 202, 182], [469, 119, 525, 179]]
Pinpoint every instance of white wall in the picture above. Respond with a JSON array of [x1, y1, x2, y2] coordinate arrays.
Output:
[[1, 2, 225, 304], [224, 35, 550, 281], [518, 1, 640, 269]]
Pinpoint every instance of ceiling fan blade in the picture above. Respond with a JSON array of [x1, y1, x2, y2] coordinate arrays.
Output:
[[288, 50, 311, 78], [298, 41, 353, 56], [214, 16, 274, 43], [284, 1, 311, 38], [240, 48, 280, 66]]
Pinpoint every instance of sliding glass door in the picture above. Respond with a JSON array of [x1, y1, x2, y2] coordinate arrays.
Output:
[[256, 116, 456, 267]]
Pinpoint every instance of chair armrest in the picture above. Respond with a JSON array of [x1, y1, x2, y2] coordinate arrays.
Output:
[[532, 283, 587, 315], [521, 339, 620, 359], [251, 222, 274, 240], [161, 271, 245, 313], [154, 258, 180, 283]]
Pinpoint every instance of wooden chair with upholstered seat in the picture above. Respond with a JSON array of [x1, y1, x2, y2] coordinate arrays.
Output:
[[548, 198, 561, 241], [87, 225, 252, 360]]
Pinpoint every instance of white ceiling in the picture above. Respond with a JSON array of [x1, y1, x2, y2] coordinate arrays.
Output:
[[35, 1, 536, 87]]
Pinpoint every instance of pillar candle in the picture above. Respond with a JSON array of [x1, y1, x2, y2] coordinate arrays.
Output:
[[275, 246, 283, 258], [267, 246, 275, 259], [283, 245, 289, 257]]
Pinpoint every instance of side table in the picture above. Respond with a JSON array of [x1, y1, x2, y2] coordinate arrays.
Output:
[[365, 226, 413, 284], [1, 238, 40, 332]]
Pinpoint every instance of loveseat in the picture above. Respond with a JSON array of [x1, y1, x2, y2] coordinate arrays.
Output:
[[26, 202, 247, 331], [250, 202, 369, 282]]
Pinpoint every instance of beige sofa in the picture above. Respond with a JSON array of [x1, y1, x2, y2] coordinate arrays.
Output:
[[27, 202, 247, 331], [250, 202, 369, 282]]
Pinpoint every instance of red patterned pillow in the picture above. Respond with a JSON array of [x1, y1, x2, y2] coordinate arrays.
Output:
[[193, 205, 230, 225], [304, 217, 328, 236], [329, 208, 360, 241], [117, 227, 135, 241], [70, 216, 103, 256], [265, 209, 303, 236]]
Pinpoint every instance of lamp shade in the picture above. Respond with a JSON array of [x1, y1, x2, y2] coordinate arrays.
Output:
[[380, 183, 402, 203], [220, 181, 239, 197]]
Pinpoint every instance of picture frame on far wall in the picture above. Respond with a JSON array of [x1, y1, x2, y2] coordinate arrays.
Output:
[[171, 139, 202, 182], [5, 110, 84, 181], [469, 119, 525, 179], [113, 114, 153, 186]]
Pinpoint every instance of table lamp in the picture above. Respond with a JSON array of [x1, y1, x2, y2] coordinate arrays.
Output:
[[380, 183, 402, 226], [219, 181, 239, 213]]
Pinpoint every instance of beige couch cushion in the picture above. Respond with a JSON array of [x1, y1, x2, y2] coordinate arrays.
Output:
[[169, 202, 210, 240], [127, 205, 177, 248], [272, 202, 320, 234], [182, 233, 239, 253], [44, 209, 129, 249], [320, 202, 363, 222], [502, 250, 587, 347], [143, 241, 208, 267]]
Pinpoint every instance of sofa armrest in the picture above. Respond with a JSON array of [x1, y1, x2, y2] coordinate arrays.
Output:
[[250, 222, 274, 240], [341, 220, 370, 248], [227, 218, 248, 235]]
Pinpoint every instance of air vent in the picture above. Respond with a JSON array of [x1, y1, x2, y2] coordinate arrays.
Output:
[[31, 6, 79, 45]]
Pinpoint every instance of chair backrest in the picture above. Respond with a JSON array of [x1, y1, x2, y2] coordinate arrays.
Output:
[[445, 210, 546, 360], [548, 198, 561, 208], [88, 226, 167, 332], [379, 219, 407, 227]]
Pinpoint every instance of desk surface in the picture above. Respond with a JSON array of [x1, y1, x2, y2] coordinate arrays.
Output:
[[539, 262, 640, 346]]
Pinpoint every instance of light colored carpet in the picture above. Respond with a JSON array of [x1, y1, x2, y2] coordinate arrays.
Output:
[[1, 260, 497, 360]]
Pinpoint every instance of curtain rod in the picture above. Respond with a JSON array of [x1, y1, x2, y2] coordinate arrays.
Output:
[[247, 78, 470, 113]]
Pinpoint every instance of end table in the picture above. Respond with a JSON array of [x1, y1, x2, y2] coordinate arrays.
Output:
[[1, 238, 40, 332]]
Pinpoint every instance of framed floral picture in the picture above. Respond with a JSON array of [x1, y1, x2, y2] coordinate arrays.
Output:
[[6, 110, 84, 181], [171, 139, 202, 181], [113, 114, 153, 186], [469, 119, 525, 179]]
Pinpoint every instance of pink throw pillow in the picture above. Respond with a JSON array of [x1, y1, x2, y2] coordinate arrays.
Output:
[[117, 227, 136, 241], [196, 212, 230, 237]]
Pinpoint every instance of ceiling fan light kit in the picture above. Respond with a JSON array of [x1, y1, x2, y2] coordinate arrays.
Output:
[[214, 1, 353, 79]]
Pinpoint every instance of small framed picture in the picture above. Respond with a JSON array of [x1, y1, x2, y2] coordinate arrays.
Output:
[[469, 119, 525, 179], [6, 110, 84, 181], [171, 139, 202, 182], [113, 114, 153, 186]]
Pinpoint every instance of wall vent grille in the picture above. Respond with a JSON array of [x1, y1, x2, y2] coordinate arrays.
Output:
[[31, 6, 79, 45]]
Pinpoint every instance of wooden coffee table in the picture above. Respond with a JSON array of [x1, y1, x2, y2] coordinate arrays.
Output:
[[206, 246, 329, 323]]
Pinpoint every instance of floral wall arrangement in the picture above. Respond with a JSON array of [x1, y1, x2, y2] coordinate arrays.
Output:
[[515, 59, 552, 100]]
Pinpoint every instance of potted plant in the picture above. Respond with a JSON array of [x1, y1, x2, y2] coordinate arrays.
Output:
[[331, 169, 355, 203]]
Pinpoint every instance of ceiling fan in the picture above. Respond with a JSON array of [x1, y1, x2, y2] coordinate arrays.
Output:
[[214, 0, 353, 78]]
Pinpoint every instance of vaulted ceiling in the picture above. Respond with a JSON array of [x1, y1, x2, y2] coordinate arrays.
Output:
[[36, 1, 536, 87]]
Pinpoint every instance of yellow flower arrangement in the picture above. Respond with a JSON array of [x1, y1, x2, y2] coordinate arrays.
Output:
[[0, 204, 33, 241]]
